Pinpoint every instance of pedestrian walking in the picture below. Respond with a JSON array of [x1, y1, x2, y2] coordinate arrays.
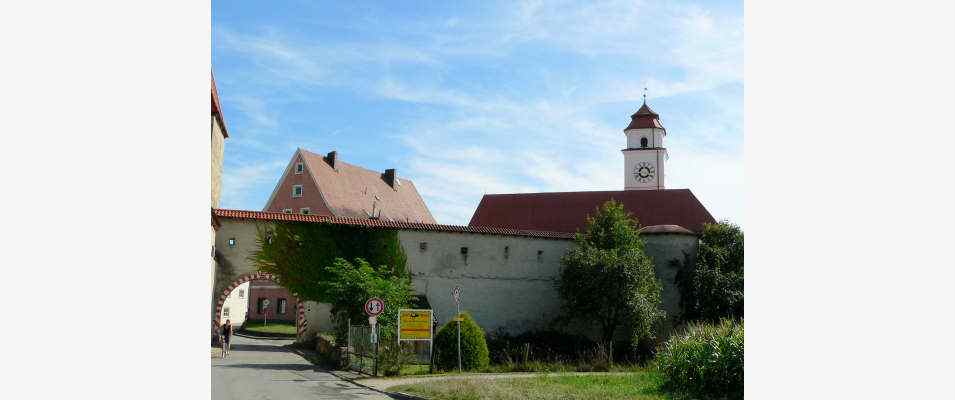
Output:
[[220, 319, 233, 357]]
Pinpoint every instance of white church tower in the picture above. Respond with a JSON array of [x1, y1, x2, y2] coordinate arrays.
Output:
[[622, 99, 667, 190]]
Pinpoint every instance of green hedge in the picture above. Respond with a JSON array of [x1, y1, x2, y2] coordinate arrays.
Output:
[[434, 313, 489, 371], [656, 319, 743, 399]]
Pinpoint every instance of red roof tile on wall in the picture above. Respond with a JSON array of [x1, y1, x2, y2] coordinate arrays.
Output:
[[214, 209, 574, 239], [468, 189, 715, 234]]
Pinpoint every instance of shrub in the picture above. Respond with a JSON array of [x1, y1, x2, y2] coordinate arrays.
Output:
[[486, 329, 596, 365], [656, 319, 743, 400], [434, 313, 489, 371]]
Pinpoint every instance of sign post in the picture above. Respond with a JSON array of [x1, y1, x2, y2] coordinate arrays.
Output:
[[262, 298, 271, 326], [451, 285, 462, 372], [364, 297, 384, 376]]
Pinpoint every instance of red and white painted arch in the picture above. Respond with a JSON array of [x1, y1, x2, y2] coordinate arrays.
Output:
[[213, 272, 308, 339]]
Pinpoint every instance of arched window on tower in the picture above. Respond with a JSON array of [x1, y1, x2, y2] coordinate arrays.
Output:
[[640, 137, 648, 148]]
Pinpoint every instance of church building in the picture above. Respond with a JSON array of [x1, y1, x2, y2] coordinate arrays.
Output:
[[469, 101, 715, 234]]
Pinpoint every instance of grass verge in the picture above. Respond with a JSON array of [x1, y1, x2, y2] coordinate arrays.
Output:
[[242, 321, 297, 336], [390, 370, 669, 400]]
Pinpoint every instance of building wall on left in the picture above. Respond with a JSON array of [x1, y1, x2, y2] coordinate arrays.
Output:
[[220, 281, 250, 326], [211, 115, 225, 209]]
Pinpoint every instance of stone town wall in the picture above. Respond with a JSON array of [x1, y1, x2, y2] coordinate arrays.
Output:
[[211, 218, 699, 341]]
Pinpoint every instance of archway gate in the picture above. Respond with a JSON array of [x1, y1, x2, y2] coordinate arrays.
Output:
[[212, 271, 308, 339]]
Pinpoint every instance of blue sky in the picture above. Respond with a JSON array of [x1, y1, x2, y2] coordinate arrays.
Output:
[[213, 0, 743, 227]]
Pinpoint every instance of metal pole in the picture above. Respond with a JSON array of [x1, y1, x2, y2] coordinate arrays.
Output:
[[374, 324, 379, 376], [456, 303, 462, 372]]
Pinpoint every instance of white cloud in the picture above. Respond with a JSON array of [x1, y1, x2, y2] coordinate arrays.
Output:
[[220, 159, 287, 210]]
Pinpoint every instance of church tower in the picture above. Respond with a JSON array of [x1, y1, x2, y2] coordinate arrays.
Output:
[[622, 100, 667, 190]]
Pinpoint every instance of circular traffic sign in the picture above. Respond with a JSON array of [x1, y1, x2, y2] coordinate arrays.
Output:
[[364, 297, 384, 316], [451, 286, 462, 304]]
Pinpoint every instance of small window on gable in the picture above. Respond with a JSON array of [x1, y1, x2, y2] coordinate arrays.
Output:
[[300, 208, 311, 215], [223, 307, 230, 317], [640, 137, 648, 148], [282, 208, 293, 214], [238, 289, 244, 299], [537, 250, 544, 262], [292, 185, 303, 198], [295, 162, 304, 174]]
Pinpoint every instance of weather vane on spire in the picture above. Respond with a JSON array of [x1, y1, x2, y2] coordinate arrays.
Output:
[[642, 86, 648, 104]]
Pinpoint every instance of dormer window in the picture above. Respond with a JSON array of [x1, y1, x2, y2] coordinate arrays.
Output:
[[292, 185, 303, 198], [295, 162, 304, 174], [300, 208, 311, 215], [640, 137, 648, 148], [282, 208, 292, 214]]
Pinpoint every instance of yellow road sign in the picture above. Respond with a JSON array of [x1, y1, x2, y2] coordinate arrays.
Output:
[[398, 309, 433, 340]]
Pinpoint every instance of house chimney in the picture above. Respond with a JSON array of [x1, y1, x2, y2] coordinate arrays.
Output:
[[383, 168, 399, 188], [324, 151, 337, 169]]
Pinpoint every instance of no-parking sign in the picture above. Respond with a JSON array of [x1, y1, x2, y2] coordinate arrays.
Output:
[[364, 297, 384, 317]]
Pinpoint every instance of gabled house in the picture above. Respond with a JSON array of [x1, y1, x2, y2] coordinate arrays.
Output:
[[263, 148, 436, 222]]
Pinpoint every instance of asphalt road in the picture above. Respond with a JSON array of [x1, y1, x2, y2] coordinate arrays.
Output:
[[212, 335, 396, 400]]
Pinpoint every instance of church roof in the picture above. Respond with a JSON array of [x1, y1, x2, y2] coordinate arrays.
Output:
[[625, 102, 665, 131], [468, 189, 715, 234]]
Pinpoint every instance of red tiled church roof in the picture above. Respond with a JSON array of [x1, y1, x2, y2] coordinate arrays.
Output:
[[468, 189, 715, 234], [214, 208, 574, 239]]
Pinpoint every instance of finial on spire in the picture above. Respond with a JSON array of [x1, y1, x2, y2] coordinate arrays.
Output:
[[642, 86, 647, 104]]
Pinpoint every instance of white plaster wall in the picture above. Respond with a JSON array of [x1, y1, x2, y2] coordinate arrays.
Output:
[[301, 301, 334, 339], [625, 128, 664, 149], [398, 230, 573, 334], [623, 148, 666, 190], [220, 281, 250, 326]]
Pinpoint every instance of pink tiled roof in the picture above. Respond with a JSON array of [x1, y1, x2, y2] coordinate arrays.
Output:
[[298, 149, 436, 224]]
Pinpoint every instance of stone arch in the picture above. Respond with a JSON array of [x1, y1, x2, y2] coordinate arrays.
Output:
[[212, 272, 307, 339]]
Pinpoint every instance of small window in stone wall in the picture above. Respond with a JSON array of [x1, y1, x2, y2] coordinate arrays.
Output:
[[228, 238, 236, 248], [461, 247, 468, 265], [537, 250, 544, 262], [419, 242, 428, 251], [504, 246, 510, 259]]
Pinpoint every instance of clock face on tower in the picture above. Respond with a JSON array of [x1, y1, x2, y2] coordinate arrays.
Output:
[[633, 162, 656, 183]]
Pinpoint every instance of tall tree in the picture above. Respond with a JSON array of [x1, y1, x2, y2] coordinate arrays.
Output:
[[558, 200, 664, 352], [249, 222, 407, 302], [676, 221, 744, 322]]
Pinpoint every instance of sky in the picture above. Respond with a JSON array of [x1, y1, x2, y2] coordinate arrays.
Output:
[[213, 0, 743, 228]]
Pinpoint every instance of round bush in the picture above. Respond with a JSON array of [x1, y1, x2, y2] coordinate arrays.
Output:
[[656, 319, 743, 400], [434, 313, 489, 371]]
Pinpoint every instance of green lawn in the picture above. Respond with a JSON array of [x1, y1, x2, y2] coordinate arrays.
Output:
[[242, 321, 297, 336], [389, 371, 670, 400]]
